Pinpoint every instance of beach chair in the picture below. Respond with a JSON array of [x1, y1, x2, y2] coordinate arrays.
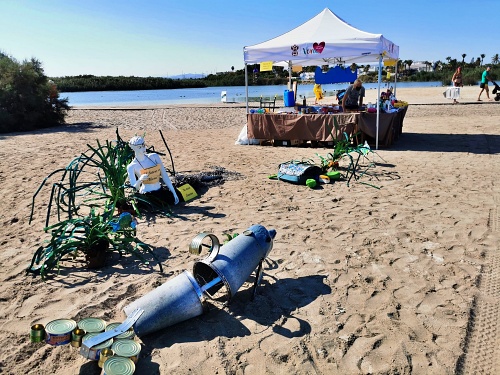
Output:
[[259, 96, 276, 112], [343, 142, 386, 188]]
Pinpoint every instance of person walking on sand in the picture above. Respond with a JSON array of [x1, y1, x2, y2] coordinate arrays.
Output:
[[478, 66, 493, 101], [451, 67, 463, 104]]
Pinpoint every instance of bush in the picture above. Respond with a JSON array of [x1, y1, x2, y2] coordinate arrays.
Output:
[[0, 52, 70, 133]]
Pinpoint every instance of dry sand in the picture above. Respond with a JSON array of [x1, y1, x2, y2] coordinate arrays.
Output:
[[0, 86, 499, 375]]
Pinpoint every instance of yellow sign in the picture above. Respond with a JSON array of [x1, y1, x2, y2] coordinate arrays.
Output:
[[292, 65, 303, 72], [260, 61, 273, 72], [177, 183, 197, 202], [140, 164, 161, 185], [384, 59, 398, 67]]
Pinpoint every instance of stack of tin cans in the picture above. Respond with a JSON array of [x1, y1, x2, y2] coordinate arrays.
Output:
[[30, 316, 140, 374]]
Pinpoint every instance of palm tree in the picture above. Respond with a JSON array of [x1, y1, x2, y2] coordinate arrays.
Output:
[[424, 61, 432, 71], [480, 54, 485, 65], [475, 57, 481, 66], [492, 54, 499, 65], [461, 53, 466, 64]]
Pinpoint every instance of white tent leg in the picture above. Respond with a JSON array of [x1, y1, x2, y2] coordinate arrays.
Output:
[[245, 63, 249, 113], [376, 56, 382, 150], [288, 60, 292, 90], [394, 60, 398, 97]]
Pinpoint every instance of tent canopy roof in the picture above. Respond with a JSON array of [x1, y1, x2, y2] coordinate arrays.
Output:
[[243, 8, 399, 66]]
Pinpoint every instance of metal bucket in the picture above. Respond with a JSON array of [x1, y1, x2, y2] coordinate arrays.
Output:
[[123, 224, 276, 338], [123, 270, 208, 337], [192, 224, 276, 302]]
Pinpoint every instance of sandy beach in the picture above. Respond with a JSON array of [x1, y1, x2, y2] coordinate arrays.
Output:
[[0, 86, 499, 375]]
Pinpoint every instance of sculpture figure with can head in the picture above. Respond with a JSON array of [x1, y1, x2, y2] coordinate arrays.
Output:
[[127, 136, 179, 207]]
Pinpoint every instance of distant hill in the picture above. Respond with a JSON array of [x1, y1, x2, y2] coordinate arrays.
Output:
[[166, 73, 205, 79]]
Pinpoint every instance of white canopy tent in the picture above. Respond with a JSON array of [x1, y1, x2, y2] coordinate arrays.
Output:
[[243, 8, 399, 149]]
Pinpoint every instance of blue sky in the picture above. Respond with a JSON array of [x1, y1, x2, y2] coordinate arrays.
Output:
[[1, 0, 498, 77]]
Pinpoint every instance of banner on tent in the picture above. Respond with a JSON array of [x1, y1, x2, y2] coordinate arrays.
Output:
[[260, 61, 273, 72], [315, 66, 357, 84]]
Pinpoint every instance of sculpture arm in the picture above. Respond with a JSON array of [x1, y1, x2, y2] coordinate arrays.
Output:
[[154, 155, 180, 205]]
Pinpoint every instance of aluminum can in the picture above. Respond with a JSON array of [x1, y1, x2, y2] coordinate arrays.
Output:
[[81, 332, 113, 361], [105, 322, 135, 340], [111, 339, 141, 363], [30, 324, 45, 343], [103, 356, 135, 375], [45, 319, 77, 346], [78, 317, 106, 333]]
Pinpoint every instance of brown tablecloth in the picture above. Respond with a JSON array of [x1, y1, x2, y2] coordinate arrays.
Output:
[[357, 106, 408, 147], [247, 113, 358, 142]]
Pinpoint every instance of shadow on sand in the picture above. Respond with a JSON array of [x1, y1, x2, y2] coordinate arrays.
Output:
[[133, 275, 330, 372], [388, 132, 500, 154]]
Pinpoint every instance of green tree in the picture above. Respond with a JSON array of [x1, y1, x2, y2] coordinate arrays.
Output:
[[492, 54, 499, 64], [0, 52, 69, 133], [461, 53, 467, 64], [480, 53, 485, 65]]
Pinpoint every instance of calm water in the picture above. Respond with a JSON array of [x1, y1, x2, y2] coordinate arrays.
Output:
[[61, 81, 442, 107]]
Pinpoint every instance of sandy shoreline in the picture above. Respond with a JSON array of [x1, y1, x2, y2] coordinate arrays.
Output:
[[0, 87, 499, 374], [70, 86, 496, 110]]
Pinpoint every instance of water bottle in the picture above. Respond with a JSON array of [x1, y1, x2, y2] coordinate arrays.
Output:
[[362, 140, 370, 154]]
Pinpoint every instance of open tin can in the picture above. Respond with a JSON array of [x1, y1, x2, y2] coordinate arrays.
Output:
[[30, 324, 45, 343], [70, 328, 86, 347], [98, 348, 114, 368]]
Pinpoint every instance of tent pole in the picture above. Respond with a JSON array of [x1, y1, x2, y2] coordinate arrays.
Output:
[[288, 60, 292, 90], [394, 60, 398, 97], [376, 56, 382, 150], [245, 63, 249, 113]]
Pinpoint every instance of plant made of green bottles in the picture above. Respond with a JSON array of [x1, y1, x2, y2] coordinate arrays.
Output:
[[27, 207, 162, 279]]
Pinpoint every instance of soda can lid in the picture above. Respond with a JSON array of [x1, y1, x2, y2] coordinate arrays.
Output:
[[45, 319, 77, 335], [78, 317, 106, 333], [103, 356, 135, 375], [111, 339, 141, 357], [82, 332, 113, 349], [105, 322, 135, 339]]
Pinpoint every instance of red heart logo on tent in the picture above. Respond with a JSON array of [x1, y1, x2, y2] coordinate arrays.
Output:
[[313, 42, 325, 53]]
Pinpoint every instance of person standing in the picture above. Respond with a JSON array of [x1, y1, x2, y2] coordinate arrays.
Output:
[[451, 67, 463, 104], [342, 79, 365, 111], [478, 66, 493, 101]]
